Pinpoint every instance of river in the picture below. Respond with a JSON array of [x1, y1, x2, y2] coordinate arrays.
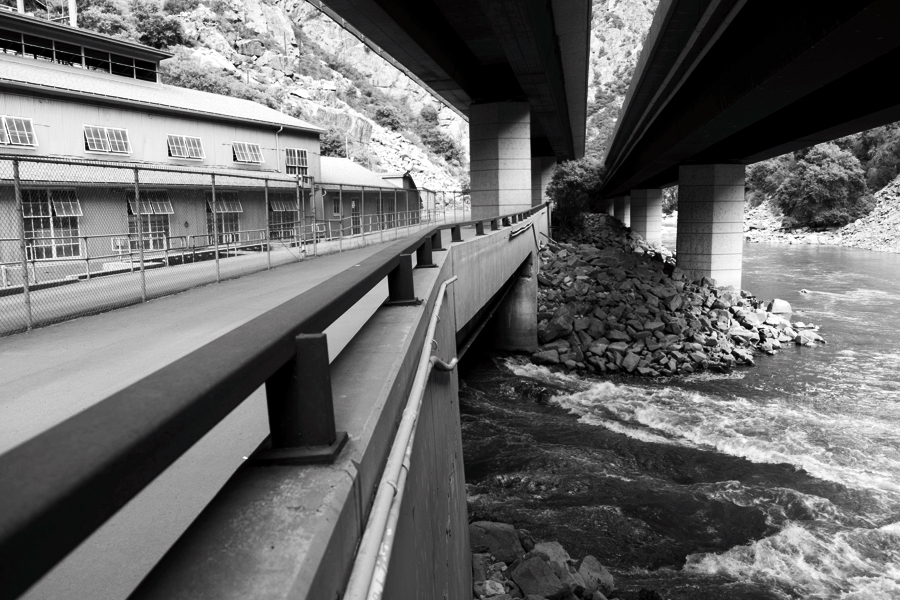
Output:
[[460, 226, 900, 599]]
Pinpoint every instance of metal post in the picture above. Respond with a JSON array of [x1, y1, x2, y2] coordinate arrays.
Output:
[[405, 190, 410, 236], [211, 173, 220, 283], [387, 254, 415, 304], [265, 178, 272, 270], [338, 184, 343, 252], [300, 181, 306, 253], [291, 173, 304, 261], [83, 236, 90, 280], [312, 185, 318, 257], [379, 188, 384, 243], [13, 160, 33, 331], [133, 168, 146, 302], [394, 189, 399, 234]]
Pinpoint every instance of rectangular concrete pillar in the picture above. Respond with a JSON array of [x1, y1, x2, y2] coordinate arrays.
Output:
[[531, 156, 556, 207], [470, 102, 531, 220], [613, 195, 630, 227], [630, 189, 662, 246], [676, 164, 745, 289], [600, 198, 614, 216]]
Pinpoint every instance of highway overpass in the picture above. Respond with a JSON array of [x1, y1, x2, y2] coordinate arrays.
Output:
[[600, 0, 900, 288]]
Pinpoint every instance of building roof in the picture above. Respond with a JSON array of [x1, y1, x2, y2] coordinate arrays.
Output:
[[0, 55, 323, 135], [319, 157, 401, 188], [0, 11, 172, 63]]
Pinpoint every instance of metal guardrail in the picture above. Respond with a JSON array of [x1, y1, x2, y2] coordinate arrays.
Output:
[[0, 202, 549, 600]]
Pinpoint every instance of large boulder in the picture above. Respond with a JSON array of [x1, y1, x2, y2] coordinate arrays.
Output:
[[511, 556, 569, 600], [576, 555, 615, 596], [470, 521, 525, 564], [767, 298, 793, 317]]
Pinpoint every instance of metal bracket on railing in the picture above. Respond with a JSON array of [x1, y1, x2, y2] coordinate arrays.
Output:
[[431, 230, 446, 252], [385, 254, 421, 306], [415, 238, 437, 269], [475, 221, 485, 236], [491, 218, 499, 231], [253, 333, 348, 465], [451, 225, 463, 242]]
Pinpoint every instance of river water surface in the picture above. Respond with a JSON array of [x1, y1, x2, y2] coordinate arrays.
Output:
[[461, 230, 900, 599]]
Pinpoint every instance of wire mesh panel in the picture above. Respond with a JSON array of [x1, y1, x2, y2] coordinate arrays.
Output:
[[0, 155, 468, 337]]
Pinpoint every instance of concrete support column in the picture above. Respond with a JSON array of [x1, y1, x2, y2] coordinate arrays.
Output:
[[630, 188, 663, 245], [470, 102, 531, 220], [531, 156, 556, 207], [676, 164, 745, 289], [613, 195, 630, 227], [602, 198, 615, 216], [495, 253, 538, 352]]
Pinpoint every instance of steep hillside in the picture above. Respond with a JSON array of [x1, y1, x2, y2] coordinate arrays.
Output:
[[586, 0, 658, 159], [76, 0, 468, 191]]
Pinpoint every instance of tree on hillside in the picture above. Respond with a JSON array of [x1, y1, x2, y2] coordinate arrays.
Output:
[[132, 0, 186, 49], [836, 124, 900, 192], [546, 157, 606, 233], [320, 129, 347, 158], [374, 106, 402, 131], [771, 143, 874, 228]]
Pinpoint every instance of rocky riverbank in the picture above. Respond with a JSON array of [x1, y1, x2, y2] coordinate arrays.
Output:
[[532, 214, 824, 377], [469, 521, 623, 600], [742, 177, 900, 253]]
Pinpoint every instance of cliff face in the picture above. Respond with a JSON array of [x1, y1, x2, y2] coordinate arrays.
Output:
[[586, 0, 658, 159], [160, 0, 469, 191]]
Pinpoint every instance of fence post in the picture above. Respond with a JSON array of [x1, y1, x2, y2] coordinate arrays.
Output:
[[338, 184, 343, 252], [405, 190, 410, 236], [13, 159, 33, 331], [394, 189, 399, 234], [379, 188, 384, 243], [83, 236, 90, 280], [133, 168, 146, 302], [264, 178, 272, 270], [312, 184, 318, 257], [211, 173, 220, 283]]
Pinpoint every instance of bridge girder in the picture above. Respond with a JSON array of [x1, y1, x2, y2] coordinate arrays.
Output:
[[601, 0, 900, 197]]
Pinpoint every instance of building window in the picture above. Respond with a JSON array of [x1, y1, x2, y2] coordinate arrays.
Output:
[[232, 142, 264, 164], [285, 148, 308, 176], [1, 116, 38, 147], [125, 190, 173, 250], [85, 126, 132, 154], [167, 134, 204, 159], [206, 192, 242, 243], [269, 192, 297, 240], [332, 197, 341, 216], [22, 189, 82, 259]]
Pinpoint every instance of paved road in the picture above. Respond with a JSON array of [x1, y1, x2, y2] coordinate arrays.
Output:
[[0, 238, 399, 600]]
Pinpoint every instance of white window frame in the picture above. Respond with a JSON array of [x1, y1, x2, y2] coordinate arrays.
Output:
[[106, 128, 132, 154], [166, 134, 205, 159], [269, 192, 297, 212], [1, 116, 38, 147], [22, 189, 82, 260], [332, 196, 341, 217], [285, 148, 308, 176], [232, 141, 264, 164], [127, 190, 173, 215], [84, 125, 132, 155], [83, 125, 110, 153]]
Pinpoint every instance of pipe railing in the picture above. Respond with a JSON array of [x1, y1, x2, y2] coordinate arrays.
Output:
[[0, 202, 549, 600]]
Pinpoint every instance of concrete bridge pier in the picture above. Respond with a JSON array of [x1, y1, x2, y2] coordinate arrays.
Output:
[[531, 157, 556, 207], [495, 253, 538, 352], [675, 164, 745, 289], [614, 195, 631, 227], [599, 198, 614, 216], [629, 188, 662, 245], [470, 102, 532, 220]]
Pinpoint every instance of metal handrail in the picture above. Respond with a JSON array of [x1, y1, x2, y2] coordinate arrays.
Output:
[[344, 276, 458, 600], [0, 202, 549, 600]]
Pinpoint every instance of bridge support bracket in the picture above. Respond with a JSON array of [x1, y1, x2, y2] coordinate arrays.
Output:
[[251, 431, 349, 465]]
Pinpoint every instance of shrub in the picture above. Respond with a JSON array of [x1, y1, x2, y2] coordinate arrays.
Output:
[[160, 49, 279, 108], [771, 143, 874, 228], [137, 13, 187, 48], [420, 105, 439, 126], [162, 0, 198, 13], [546, 157, 606, 234], [78, 0, 133, 38], [374, 106, 402, 131], [320, 129, 347, 158]]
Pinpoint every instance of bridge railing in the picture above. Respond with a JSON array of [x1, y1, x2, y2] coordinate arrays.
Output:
[[0, 201, 550, 600]]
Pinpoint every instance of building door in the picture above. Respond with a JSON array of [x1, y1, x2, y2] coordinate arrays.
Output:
[[351, 199, 361, 235]]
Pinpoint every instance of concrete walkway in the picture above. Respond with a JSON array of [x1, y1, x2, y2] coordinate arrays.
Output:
[[0, 236, 402, 600]]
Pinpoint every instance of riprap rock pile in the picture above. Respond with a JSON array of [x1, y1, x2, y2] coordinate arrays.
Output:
[[533, 215, 824, 376]]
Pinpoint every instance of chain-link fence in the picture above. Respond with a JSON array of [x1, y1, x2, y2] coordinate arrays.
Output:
[[0, 156, 470, 336]]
